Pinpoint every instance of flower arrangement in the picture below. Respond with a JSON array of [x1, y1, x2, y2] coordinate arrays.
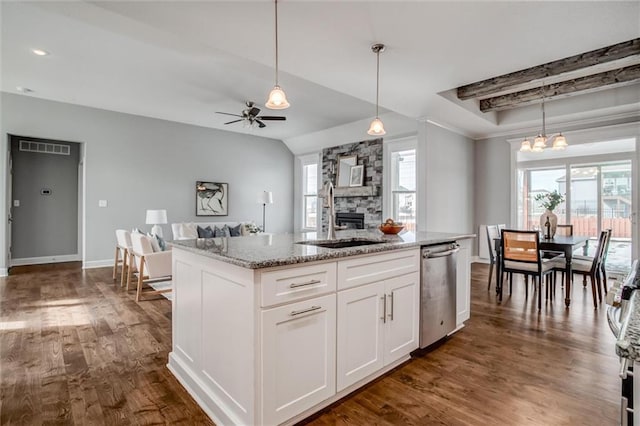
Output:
[[534, 190, 565, 211]]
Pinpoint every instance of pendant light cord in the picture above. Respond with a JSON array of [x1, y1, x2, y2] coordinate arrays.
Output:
[[274, 0, 279, 86], [541, 85, 546, 137], [375, 49, 380, 118]]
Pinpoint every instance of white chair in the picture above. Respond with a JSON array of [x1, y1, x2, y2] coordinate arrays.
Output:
[[130, 233, 172, 302], [114, 229, 132, 287]]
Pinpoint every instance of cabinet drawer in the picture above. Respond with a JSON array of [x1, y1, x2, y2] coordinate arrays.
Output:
[[337, 249, 419, 291], [260, 262, 337, 307]]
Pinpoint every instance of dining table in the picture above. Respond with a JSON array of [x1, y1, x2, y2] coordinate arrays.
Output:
[[494, 234, 590, 308]]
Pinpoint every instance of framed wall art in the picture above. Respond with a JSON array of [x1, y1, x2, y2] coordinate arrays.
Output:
[[196, 181, 228, 216], [349, 165, 364, 187]]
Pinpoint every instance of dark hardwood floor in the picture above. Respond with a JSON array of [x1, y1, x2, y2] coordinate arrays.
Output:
[[1, 262, 619, 425]]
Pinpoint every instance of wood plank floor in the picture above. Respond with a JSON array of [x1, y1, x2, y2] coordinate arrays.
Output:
[[0, 262, 620, 425]]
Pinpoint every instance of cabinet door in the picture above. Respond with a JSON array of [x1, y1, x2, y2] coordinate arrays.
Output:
[[336, 282, 385, 391], [384, 272, 420, 365], [456, 241, 471, 326], [261, 294, 336, 425]]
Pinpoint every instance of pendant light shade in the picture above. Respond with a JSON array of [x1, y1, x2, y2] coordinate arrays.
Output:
[[552, 133, 568, 150], [266, 0, 290, 110], [520, 139, 532, 152], [367, 43, 386, 136]]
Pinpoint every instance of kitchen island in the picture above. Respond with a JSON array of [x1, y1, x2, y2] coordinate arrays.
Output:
[[168, 230, 474, 425]]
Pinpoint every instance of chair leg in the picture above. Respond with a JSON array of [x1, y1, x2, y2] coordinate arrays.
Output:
[[113, 247, 120, 281], [583, 275, 587, 288], [499, 269, 504, 302], [120, 249, 128, 287], [487, 262, 494, 291], [509, 274, 513, 295], [537, 276, 542, 311], [127, 252, 134, 291], [136, 257, 145, 302], [601, 265, 608, 295], [589, 274, 598, 309], [595, 270, 603, 302], [525, 276, 529, 298]]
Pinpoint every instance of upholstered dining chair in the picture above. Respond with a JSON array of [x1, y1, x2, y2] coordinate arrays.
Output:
[[552, 229, 609, 308], [485, 225, 500, 290], [500, 229, 557, 310], [130, 233, 172, 302], [572, 228, 612, 297], [114, 229, 133, 287]]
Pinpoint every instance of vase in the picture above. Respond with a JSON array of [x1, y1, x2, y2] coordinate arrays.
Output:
[[539, 209, 558, 239]]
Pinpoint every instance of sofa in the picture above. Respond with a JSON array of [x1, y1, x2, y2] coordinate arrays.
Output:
[[170, 221, 255, 240]]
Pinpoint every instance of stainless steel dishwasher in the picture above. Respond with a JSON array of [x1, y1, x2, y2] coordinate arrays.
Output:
[[420, 242, 459, 348]]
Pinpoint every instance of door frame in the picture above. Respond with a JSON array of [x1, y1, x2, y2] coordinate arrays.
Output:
[[6, 134, 85, 268]]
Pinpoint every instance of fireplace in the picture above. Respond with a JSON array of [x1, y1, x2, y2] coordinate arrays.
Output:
[[336, 213, 365, 229]]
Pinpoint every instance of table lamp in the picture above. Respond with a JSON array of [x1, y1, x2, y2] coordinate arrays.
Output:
[[258, 191, 273, 232], [146, 209, 167, 238]]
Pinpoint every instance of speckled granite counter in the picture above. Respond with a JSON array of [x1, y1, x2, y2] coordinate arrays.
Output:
[[614, 262, 640, 360], [169, 229, 475, 269]]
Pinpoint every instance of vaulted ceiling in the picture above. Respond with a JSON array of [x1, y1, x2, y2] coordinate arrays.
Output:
[[2, 1, 639, 154]]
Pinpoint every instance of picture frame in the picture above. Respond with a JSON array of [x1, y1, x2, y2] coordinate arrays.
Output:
[[196, 181, 228, 216], [349, 165, 364, 187]]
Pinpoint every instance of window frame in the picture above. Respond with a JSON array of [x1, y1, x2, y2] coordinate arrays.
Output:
[[383, 137, 417, 229]]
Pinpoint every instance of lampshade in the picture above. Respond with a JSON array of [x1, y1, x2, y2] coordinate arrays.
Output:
[[520, 139, 532, 152], [266, 86, 290, 109], [258, 191, 274, 205], [145, 209, 167, 225], [552, 133, 568, 150], [367, 117, 386, 136]]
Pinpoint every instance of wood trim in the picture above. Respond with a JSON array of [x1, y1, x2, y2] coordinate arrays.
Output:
[[479, 64, 640, 112], [457, 38, 640, 100]]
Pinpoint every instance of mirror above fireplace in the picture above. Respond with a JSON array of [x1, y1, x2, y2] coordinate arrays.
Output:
[[336, 155, 357, 187]]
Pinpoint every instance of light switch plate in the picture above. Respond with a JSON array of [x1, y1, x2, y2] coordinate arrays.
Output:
[[98, 200, 107, 207], [13, 200, 19, 207]]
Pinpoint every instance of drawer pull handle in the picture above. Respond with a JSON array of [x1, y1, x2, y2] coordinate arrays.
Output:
[[290, 306, 322, 316], [290, 279, 321, 288]]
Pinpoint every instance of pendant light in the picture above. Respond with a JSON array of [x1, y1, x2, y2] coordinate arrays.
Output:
[[367, 43, 386, 136], [520, 85, 568, 152], [265, 0, 290, 110]]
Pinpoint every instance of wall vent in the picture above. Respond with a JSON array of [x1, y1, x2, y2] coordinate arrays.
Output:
[[19, 140, 70, 156]]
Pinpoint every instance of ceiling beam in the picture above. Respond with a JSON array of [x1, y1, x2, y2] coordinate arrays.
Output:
[[479, 64, 640, 112], [457, 38, 640, 100]]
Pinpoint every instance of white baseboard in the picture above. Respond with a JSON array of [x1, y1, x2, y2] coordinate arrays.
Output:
[[83, 259, 112, 269], [10, 254, 81, 266], [0, 268, 7, 277], [472, 256, 489, 264]]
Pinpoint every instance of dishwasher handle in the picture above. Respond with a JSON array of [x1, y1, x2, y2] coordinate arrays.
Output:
[[423, 245, 460, 259]]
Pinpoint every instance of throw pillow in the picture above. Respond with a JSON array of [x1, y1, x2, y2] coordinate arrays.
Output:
[[156, 234, 167, 251], [147, 233, 161, 252], [214, 225, 231, 238], [197, 225, 215, 238], [229, 223, 242, 237], [179, 223, 198, 239]]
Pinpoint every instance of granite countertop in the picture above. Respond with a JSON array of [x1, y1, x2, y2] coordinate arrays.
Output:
[[169, 229, 475, 269], [614, 262, 640, 360]]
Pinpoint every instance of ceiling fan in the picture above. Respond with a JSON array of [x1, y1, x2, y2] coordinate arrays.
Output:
[[216, 101, 286, 128]]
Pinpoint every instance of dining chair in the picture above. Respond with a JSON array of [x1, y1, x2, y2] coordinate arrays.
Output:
[[573, 228, 612, 296], [130, 233, 172, 302], [552, 229, 609, 308], [114, 229, 132, 287], [486, 225, 500, 290], [556, 224, 573, 236], [500, 229, 557, 310]]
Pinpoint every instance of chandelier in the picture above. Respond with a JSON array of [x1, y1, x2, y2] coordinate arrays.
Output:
[[519, 86, 567, 152]]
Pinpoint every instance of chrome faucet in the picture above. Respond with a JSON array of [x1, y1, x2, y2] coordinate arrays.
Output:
[[325, 181, 336, 240]]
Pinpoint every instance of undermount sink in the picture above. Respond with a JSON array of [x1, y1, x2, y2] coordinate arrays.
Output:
[[297, 239, 385, 249]]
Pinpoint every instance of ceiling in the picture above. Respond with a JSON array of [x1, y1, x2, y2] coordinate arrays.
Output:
[[2, 1, 639, 154]]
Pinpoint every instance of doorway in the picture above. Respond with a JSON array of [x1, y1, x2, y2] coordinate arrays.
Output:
[[9, 135, 82, 267]]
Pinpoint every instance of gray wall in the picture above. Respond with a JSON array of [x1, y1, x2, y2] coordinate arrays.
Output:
[[11, 137, 80, 259], [421, 123, 475, 235], [0, 93, 294, 269], [473, 136, 512, 231]]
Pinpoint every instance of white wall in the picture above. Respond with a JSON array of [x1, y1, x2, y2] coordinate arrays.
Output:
[[0, 93, 294, 271], [418, 122, 475, 235]]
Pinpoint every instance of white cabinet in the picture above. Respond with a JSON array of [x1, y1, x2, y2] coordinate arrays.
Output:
[[261, 293, 336, 425], [336, 251, 420, 392], [456, 239, 471, 326]]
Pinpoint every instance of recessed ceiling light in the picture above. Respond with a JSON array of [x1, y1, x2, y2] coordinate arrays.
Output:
[[31, 49, 49, 56], [16, 86, 34, 94]]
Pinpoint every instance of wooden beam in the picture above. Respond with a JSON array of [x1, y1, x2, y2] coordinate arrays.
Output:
[[479, 64, 640, 112], [457, 38, 640, 100]]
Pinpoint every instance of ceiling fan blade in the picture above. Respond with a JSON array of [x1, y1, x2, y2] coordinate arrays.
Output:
[[224, 119, 244, 125], [257, 116, 286, 121], [216, 112, 243, 117], [256, 120, 266, 128], [248, 106, 261, 117]]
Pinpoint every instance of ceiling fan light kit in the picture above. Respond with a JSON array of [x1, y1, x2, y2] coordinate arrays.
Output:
[[266, 0, 290, 110], [367, 43, 386, 136], [519, 86, 568, 153]]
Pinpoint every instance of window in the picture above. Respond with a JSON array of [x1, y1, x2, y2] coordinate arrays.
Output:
[[385, 138, 417, 232], [302, 160, 318, 230]]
